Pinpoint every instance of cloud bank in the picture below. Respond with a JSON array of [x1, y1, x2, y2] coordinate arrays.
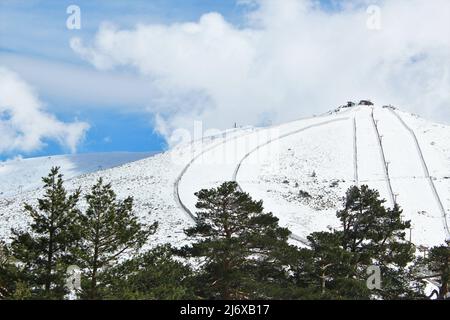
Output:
[[0, 67, 89, 154], [71, 0, 450, 139]]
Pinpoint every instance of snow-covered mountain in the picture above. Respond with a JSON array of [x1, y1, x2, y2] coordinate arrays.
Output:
[[0, 152, 154, 198], [0, 105, 449, 250]]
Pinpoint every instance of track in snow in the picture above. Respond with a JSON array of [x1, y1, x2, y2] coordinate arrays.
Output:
[[353, 117, 359, 185], [386, 108, 450, 241], [174, 105, 450, 247], [232, 118, 350, 183], [370, 108, 396, 207], [174, 127, 311, 245], [174, 129, 257, 222], [175, 119, 331, 222], [232, 117, 350, 246]]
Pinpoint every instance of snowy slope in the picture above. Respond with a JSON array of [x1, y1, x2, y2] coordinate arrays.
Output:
[[0, 152, 154, 198], [0, 105, 449, 249], [373, 107, 449, 245]]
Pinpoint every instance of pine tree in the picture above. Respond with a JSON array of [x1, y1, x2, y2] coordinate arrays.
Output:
[[294, 185, 424, 299], [0, 242, 15, 299], [180, 181, 293, 299], [10, 167, 81, 299], [74, 178, 157, 300], [336, 185, 422, 299], [304, 231, 368, 299], [426, 244, 450, 299], [103, 245, 195, 300], [337, 186, 411, 262]]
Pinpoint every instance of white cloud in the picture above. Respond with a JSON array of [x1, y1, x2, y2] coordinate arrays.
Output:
[[0, 53, 162, 112], [71, 0, 450, 139], [0, 67, 89, 154]]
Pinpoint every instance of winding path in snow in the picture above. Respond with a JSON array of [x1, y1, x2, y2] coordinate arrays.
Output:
[[174, 107, 357, 221], [174, 113, 349, 246], [174, 128, 257, 222], [232, 117, 350, 246], [232, 118, 350, 183]]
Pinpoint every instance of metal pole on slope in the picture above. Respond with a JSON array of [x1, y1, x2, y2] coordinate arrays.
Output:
[[353, 117, 359, 186], [370, 107, 396, 207]]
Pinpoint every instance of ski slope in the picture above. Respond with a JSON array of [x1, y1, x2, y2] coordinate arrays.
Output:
[[354, 107, 394, 206], [0, 105, 449, 249], [374, 107, 450, 245], [176, 105, 449, 247]]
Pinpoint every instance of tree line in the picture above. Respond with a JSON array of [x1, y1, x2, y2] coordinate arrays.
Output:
[[0, 167, 449, 300]]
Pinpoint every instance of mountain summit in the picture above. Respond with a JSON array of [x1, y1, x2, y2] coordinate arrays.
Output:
[[1, 105, 449, 249]]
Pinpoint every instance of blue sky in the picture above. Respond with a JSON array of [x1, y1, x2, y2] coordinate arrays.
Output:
[[1, 0, 448, 160], [0, 0, 249, 160]]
